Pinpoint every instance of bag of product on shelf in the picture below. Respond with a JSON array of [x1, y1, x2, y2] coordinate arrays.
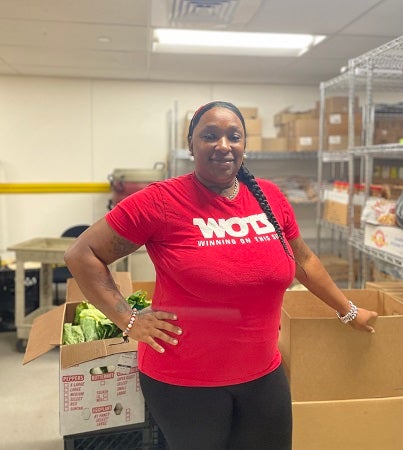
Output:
[[361, 197, 396, 226]]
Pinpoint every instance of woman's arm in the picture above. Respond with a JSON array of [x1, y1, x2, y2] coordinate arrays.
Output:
[[288, 236, 377, 333], [64, 217, 182, 352]]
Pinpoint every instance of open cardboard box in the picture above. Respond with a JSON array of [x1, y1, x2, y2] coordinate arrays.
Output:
[[23, 272, 145, 436], [279, 289, 403, 402], [282, 289, 403, 449]]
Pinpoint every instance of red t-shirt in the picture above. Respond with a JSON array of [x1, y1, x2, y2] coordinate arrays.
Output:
[[106, 173, 299, 387]]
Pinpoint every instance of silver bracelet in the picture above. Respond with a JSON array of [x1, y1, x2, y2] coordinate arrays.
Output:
[[336, 300, 358, 324]]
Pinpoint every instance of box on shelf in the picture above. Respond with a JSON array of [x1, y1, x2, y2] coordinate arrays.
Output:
[[325, 112, 362, 135], [322, 190, 364, 227], [274, 108, 316, 127], [279, 289, 403, 402], [23, 272, 145, 436], [326, 134, 361, 151], [261, 137, 288, 152], [324, 96, 359, 114], [244, 117, 262, 135], [288, 136, 319, 152], [286, 117, 319, 138], [238, 106, 258, 119], [292, 396, 403, 450], [246, 135, 262, 151], [364, 224, 403, 259]]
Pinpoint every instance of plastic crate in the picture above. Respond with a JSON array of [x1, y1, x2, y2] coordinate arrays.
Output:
[[63, 415, 168, 450], [0, 268, 40, 331]]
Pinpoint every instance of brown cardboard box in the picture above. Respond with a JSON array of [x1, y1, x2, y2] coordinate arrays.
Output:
[[327, 134, 361, 151], [262, 137, 288, 152], [288, 136, 319, 152], [325, 112, 362, 135], [23, 272, 145, 435], [239, 107, 258, 119], [274, 108, 316, 126], [322, 190, 364, 227], [279, 289, 403, 402], [245, 118, 262, 135], [246, 135, 262, 151], [325, 96, 359, 113], [292, 396, 403, 450], [287, 118, 319, 137]]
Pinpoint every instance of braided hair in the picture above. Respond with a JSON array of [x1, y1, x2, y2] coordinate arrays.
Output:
[[188, 101, 295, 263], [237, 164, 295, 261]]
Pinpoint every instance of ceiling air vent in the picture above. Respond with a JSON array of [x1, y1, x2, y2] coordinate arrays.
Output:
[[168, 0, 262, 26]]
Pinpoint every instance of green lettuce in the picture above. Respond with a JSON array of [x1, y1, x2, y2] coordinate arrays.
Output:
[[62, 290, 151, 345]]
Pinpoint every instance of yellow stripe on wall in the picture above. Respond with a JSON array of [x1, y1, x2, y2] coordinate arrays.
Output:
[[0, 182, 110, 194]]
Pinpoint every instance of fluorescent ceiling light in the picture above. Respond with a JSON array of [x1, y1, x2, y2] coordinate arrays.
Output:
[[153, 29, 326, 57]]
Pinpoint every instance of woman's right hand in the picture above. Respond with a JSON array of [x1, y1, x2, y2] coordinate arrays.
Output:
[[130, 307, 182, 353]]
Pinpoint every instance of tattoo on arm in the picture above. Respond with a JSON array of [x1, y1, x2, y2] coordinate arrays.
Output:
[[110, 233, 136, 259]]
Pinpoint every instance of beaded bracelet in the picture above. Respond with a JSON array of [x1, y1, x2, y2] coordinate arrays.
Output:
[[122, 309, 138, 343], [336, 300, 358, 324]]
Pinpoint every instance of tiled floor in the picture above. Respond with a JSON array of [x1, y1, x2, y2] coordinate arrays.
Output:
[[0, 331, 64, 449]]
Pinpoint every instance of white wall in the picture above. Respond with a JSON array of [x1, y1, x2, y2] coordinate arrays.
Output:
[[0, 75, 319, 265]]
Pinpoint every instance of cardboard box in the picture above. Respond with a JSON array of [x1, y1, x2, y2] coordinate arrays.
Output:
[[279, 289, 403, 402], [292, 396, 403, 450], [322, 190, 364, 227], [246, 135, 262, 151], [274, 108, 316, 126], [239, 107, 258, 119], [287, 118, 319, 137], [325, 112, 362, 135], [262, 137, 288, 152], [364, 224, 403, 258], [327, 134, 361, 151], [244, 118, 262, 135], [288, 136, 318, 152], [324, 96, 359, 114], [23, 272, 145, 436]]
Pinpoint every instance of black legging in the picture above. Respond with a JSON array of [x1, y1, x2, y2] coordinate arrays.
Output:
[[139, 364, 292, 450]]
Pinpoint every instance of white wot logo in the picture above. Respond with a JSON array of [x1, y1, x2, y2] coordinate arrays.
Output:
[[193, 213, 275, 238]]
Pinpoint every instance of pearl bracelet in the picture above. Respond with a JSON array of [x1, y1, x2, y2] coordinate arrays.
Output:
[[122, 309, 138, 342], [336, 300, 358, 324]]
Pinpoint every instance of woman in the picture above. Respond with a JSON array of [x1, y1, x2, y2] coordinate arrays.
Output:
[[64, 101, 377, 450]]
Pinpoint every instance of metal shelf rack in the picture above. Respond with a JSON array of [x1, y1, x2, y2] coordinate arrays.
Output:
[[316, 35, 403, 287]]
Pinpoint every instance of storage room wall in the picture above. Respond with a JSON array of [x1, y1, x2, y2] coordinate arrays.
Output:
[[0, 74, 318, 276]]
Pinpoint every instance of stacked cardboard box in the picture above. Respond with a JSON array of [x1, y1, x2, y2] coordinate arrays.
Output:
[[269, 107, 319, 152], [324, 96, 362, 151], [279, 289, 403, 450], [243, 107, 263, 151]]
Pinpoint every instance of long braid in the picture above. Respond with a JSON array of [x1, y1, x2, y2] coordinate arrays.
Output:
[[237, 164, 295, 262]]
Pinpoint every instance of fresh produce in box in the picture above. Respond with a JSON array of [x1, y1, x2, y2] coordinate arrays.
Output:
[[62, 290, 152, 344]]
